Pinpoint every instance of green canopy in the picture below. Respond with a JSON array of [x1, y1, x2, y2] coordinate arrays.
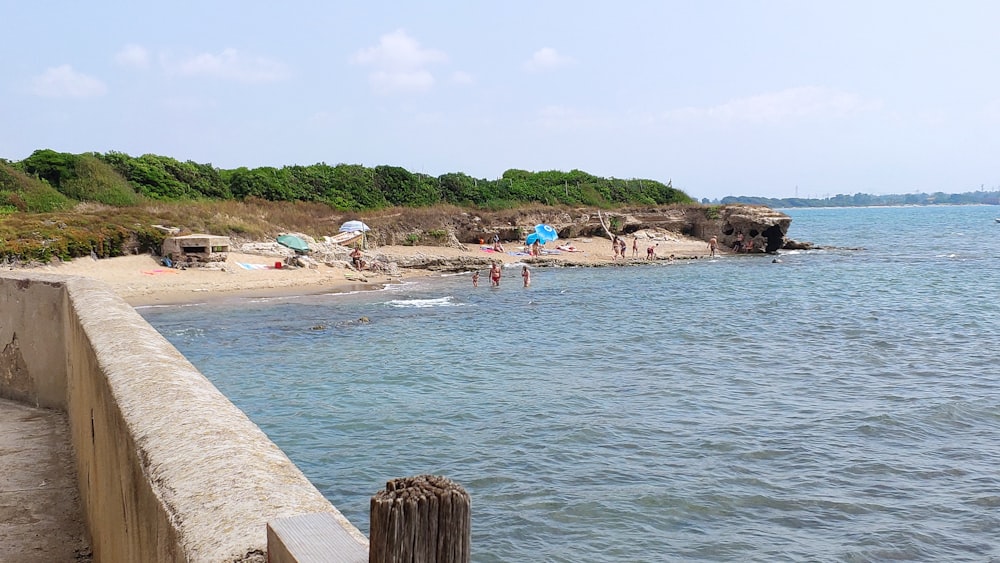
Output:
[[276, 234, 310, 253]]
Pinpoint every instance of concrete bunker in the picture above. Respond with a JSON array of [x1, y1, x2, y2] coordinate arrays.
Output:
[[161, 234, 230, 265]]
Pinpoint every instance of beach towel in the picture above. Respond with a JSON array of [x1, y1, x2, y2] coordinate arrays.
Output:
[[237, 262, 270, 270], [141, 268, 179, 275]]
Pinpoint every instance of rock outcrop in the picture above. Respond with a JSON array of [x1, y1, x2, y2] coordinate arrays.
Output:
[[712, 205, 792, 253], [314, 204, 796, 258]]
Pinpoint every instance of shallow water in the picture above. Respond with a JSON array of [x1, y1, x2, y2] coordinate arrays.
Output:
[[142, 205, 1000, 562]]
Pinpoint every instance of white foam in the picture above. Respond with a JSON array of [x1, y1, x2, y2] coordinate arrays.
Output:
[[385, 296, 461, 308], [133, 302, 207, 310]]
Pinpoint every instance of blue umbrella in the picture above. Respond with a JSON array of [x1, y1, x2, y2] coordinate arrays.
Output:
[[526, 224, 559, 245]]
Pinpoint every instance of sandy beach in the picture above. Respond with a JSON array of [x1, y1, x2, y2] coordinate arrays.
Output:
[[30, 232, 715, 306]]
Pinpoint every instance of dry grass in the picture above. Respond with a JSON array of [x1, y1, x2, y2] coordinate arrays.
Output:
[[2, 198, 704, 263]]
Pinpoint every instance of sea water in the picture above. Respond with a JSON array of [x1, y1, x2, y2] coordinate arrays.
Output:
[[141, 205, 1000, 562]]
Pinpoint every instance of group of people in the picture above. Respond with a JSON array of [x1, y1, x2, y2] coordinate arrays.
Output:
[[731, 232, 755, 253], [611, 236, 636, 260], [612, 235, 659, 261], [473, 262, 530, 288], [707, 233, 755, 256]]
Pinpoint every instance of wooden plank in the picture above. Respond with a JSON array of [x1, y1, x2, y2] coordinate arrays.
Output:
[[267, 512, 368, 563]]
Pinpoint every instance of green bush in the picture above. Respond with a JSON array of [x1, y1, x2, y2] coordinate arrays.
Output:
[[60, 155, 139, 206]]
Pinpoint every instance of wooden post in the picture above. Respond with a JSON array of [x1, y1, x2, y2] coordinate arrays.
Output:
[[369, 475, 470, 563]]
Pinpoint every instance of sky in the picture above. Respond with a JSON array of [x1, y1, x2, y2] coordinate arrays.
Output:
[[3, 1, 999, 201]]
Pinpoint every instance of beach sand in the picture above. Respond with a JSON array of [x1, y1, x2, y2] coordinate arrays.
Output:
[[29, 233, 715, 306]]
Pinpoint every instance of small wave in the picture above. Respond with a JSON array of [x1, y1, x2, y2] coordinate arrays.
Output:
[[133, 301, 207, 310], [316, 289, 371, 298], [245, 294, 305, 303], [385, 296, 461, 308]]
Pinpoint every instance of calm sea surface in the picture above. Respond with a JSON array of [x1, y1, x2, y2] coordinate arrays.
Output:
[[141, 206, 1000, 562]]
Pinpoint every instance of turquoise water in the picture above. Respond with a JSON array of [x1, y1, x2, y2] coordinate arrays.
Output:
[[142, 206, 1000, 562]]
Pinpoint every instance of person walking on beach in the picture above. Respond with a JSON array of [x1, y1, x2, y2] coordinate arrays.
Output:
[[632, 237, 638, 258], [709, 236, 718, 257], [472, 270, 480, 287], [646, 243, 658, 260], [612, 236, 620, 260], [490, 261, 502, 287], [521, 265, 531, 287]]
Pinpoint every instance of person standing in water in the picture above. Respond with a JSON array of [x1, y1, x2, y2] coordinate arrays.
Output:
[[490, 261, 502, 287], [472, 270, 480, 287], [521, 265, 531, 287], [709, 236, 718, 257]]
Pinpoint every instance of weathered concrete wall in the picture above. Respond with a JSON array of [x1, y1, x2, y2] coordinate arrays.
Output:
[[0, 275, 69, 408], [0, 272, 369, 562]]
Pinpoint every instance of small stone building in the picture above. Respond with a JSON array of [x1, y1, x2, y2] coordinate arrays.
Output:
[[161, 234, 230, 264]]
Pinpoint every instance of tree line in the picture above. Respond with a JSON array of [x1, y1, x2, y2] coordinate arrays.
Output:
[[714, 190, 1000, 207], [0, 149, 692, 213]]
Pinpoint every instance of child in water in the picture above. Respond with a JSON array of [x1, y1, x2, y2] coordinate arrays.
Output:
[[521, 266, 531, 287], [472, 270, 479, 287]]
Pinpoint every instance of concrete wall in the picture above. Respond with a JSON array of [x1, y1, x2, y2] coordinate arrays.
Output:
[[0, 272, 369, 562]]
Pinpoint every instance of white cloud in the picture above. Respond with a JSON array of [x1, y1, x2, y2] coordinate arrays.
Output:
[[663, 87, 880, 124], [523, 47, 575, 73], [30, 65, 107, 98], [115, 44, 150, 68], [370, 70, 436, 96], [451, 71, 474, 85], [168, 48, 289, 83], [351, 30, 448, 95]]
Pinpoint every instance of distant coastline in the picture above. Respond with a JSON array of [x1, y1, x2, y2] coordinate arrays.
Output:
[[710, 189, 1000, 208]]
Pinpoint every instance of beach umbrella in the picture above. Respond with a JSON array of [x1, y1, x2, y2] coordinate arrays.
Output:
[[526, 224, 559, 245], [276, 234, 310, 253], [339, 220, 371, 233]]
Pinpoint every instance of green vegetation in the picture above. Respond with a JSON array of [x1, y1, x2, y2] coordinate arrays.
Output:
[[4, 149, 691, 212], [0, 148, 693, 264]]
